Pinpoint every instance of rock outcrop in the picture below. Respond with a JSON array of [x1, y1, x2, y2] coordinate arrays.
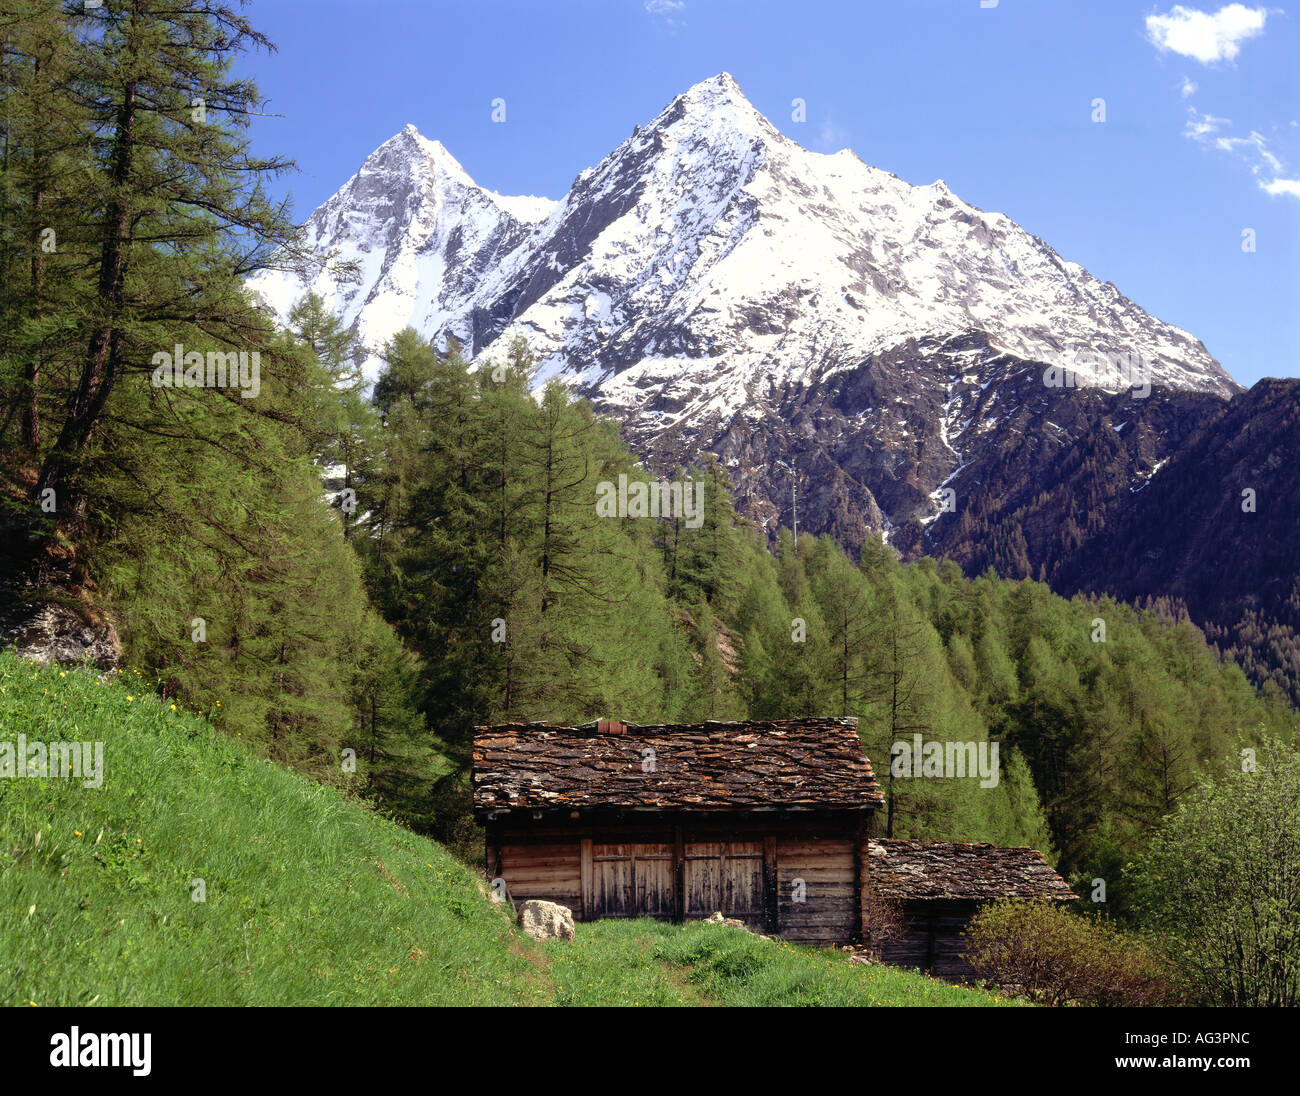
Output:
[[0, 578, 121, 672]]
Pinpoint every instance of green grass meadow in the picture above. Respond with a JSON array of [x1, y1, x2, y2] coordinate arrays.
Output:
[[0, 652, 1008, 1007]]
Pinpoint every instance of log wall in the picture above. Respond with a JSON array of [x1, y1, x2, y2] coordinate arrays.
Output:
[[877, 899, 980, 978], [485, 813, 869, 945]]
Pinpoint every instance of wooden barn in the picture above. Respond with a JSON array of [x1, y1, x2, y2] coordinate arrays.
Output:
[[473, 717, 1078, 958], [473, 717, 883, 944], [869, 839, 1079, 977]]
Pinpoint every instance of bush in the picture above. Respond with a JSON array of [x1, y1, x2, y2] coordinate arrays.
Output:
[[962, 900, 1179, 1006], [1128, 742, 1300, 1007]]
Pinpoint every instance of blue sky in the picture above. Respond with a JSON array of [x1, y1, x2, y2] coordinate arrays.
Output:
[[238, 1, 1299, 386]]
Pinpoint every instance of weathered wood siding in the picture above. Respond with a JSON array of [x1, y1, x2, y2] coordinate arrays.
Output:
[[877, 899, 979, 978], [683, 839, 764, 927], [592, 841, 675, 918], [488, 813, 870, 945], [495, 838, 583, 913], [775, 837, 867, 944]]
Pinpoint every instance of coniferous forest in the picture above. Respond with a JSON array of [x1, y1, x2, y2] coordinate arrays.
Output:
[[1, 0, 1297, 1028]]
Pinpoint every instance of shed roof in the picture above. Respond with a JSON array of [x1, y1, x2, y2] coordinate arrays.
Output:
[[867, 839, 1077, 902], [472, 718, 883, 815]]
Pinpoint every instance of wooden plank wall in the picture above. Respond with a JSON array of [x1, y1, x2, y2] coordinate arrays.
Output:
[[876, 900, 979, 978], [496, 838, 583, 913], [775, 837, 857, 944], [488, 815, 870, 946]]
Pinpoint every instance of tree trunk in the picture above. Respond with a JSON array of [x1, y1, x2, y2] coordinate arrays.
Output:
[[37, 67, 137, 503]]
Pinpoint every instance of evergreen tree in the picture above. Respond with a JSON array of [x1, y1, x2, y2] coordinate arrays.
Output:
[[32, 0, 297, 525]]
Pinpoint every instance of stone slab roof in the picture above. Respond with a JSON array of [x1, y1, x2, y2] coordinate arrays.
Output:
[[868, 839, 1077, 902], [473, 718, 883, 814]]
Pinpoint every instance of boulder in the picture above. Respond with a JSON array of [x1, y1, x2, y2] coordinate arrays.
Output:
[[517, 900, 575, 942], [0, 584, 121, 672]]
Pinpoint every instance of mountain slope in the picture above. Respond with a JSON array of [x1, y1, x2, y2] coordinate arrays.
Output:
[[0, 652, 541, 1006], [0, 652, 1002, 1006], [464, 72, 1233, 400], [1054, 378, 1300, 704], [249, 72, 1237, 543]]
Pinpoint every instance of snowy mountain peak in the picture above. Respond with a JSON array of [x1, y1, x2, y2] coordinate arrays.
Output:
[[249, 75, 1239, 540], [684, 70, 742, 97], [647, 71, 779, 150], [673, 71, 754, 113], [360, 124, 474, 193], [247, 124, 556, 360]]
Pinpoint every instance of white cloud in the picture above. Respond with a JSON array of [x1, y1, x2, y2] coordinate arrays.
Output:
[[644, 0, 685, 28], [1146, 4, 1268, 64], [1184, 106, 1229, 138], [1184, 108, 1300, 199], [1180, 76, 1198, 98]]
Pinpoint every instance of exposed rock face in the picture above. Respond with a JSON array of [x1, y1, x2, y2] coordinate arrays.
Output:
[[1053, 377, 1300, 705], [517, 900, 575, 942], [0, 580, 121, 672]]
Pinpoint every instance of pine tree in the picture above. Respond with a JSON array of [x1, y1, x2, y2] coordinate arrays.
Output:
[[285, 292, 377, 537], [0, 0, 83, 462], [32, 0, 298, 527]]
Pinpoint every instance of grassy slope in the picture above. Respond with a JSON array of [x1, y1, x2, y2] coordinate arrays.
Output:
[[0, 653, 1006, 1007]]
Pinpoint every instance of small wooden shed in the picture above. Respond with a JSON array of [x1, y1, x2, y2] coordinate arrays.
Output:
[[473, 718, 883, 944], [869, 839, 1079, 977]]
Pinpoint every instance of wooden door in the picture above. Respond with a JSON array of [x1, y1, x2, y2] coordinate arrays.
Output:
[[593, 843, 634, 917], [592, 842, 674, 918], [684, 840, 764, 924]]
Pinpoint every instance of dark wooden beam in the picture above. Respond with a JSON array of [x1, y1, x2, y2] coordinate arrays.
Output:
[[852, 814, 865, 945], [579, 837, 593, 922], [673, 823, 685, 923], [762, 834, 779, 934]]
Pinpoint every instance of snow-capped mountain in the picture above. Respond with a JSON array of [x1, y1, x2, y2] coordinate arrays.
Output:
[[247, 72, 1300, 715], [249, 123, 555, 366], [249, 72, 1240, 543]]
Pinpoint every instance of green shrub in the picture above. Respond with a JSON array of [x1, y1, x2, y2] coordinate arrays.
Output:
[[1128, 743, 1300, 1007], [962, 900, 1178, 1006]]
